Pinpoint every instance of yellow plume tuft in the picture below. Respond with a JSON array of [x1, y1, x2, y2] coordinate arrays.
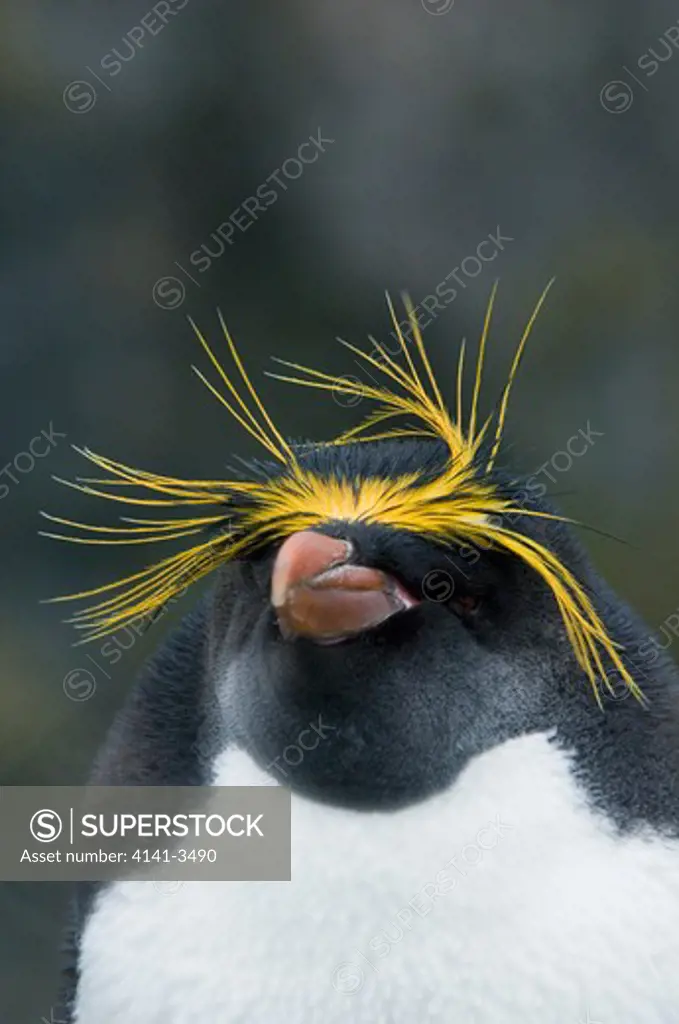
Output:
[[41, 284, 643, 706]]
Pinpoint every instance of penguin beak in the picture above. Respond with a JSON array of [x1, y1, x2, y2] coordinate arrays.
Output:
[[271, 530, 420, 643]]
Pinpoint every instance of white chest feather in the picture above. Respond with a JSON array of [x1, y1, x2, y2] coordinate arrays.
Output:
[[74, 732, 679, 1024]]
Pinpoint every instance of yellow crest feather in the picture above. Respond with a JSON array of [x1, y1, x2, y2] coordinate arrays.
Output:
[[41, 283, 643, 707]]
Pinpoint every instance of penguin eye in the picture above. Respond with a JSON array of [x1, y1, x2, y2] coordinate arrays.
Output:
[[451, 592, 483, 621], [451, 593, 482, 618]]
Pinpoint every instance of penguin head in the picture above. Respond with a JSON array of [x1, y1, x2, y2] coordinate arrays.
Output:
[[208, 436, 612, 810], [44, 285, 648, 811]]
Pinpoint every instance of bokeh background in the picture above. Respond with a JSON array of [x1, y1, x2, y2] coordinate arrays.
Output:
[[2, 1, 679, 1019]]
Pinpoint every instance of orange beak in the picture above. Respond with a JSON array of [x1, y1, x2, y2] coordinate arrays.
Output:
[[271, 530, 419, 642]]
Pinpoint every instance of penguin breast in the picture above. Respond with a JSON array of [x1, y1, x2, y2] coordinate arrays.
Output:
[[74, 731, 679, 1024]]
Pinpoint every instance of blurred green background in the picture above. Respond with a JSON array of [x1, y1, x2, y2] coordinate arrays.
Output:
[[2, 1, 679, 1020]]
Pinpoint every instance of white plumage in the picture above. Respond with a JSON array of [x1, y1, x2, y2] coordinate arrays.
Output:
[[75, 731, 679, 1024]]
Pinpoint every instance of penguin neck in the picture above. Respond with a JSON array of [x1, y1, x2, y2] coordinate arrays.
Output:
[[548, 576, 679, 836]]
